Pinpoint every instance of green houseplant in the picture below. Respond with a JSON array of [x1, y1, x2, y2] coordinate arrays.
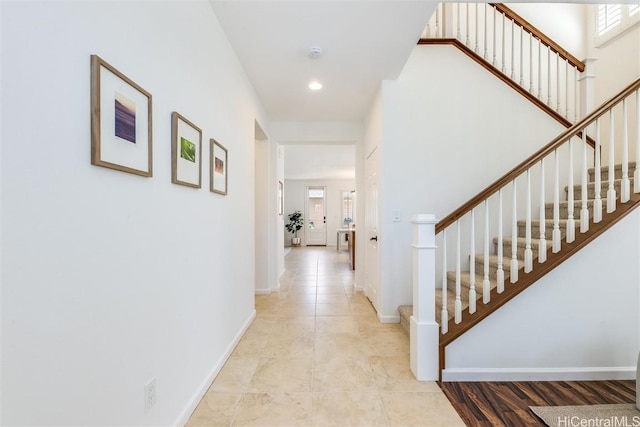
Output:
[[286, 210, 304, 246]]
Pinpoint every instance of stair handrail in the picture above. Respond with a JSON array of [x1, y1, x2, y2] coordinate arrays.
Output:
[[436, 77, 640, 234], [422, 3, 587, 123], [488, 3, 584, 72]]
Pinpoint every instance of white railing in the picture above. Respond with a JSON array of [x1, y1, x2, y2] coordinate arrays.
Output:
[[411, 80, 640, 379], [422, 3, 584, 123]]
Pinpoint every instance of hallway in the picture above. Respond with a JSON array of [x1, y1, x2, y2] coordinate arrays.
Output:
[[187, 247, 464, 426]]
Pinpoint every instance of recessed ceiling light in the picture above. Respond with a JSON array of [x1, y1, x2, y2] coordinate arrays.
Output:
[[308, 81, 323, 91]]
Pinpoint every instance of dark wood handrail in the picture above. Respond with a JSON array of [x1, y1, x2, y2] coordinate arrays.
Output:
[[489, 3, 585, 72], [435, 77, 640, 234]]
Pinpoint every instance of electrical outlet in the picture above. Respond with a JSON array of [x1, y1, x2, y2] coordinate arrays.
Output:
[[145, 377, 157, 413]]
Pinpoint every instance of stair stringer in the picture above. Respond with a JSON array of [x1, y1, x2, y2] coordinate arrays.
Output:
[[440, 197, 640, 382]]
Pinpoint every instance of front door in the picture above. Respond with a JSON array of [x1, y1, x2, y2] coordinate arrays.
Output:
[[365, 149, 380, 311], [305, 186, 327, 246]]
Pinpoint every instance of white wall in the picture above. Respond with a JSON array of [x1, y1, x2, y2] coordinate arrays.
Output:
[[255, 139, 271, 294], [505, 3, 587, 60], [444, 209, 640, 381], [376, 44, 570, 320], [284, 179, 356, 248], [255, 138, 284, 293], [1, 1, 267, 425], [277, 145, 286, 281]]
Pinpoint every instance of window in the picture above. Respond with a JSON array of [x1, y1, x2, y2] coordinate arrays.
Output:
[[596, 4, 640, 45], [341, 190, 355, 227], [597, 5, 622, 36]]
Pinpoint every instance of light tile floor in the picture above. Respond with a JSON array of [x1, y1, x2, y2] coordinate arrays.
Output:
[[187, 247, 465, 427]]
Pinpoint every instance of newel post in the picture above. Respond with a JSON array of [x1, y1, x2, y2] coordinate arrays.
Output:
[[410, 214, 439, 381]]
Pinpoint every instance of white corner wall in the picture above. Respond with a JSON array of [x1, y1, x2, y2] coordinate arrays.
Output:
[[1, 1, 267, 425], [444, 209, 640, 381], [376, 44, 569, 320]]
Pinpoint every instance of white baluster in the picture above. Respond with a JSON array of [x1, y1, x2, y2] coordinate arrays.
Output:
[[483, 200, 491, 303], [547, 47, 552, 106], [441, 229, 448, 334], [594, 119, 603, 222], [455, 220, 462, 324], [501, 13, 506, 73], [519, 27, 524, 86], [580, 128, 590, 233], [511, 180, 519, 283], [465, 4, 470, 47], [607, 109, 617, 213], [511, 19, 515, 80], [435, 4, 440, 37], [566, 137, 575, 243], [456, 3, 461, 40], [484, 4, 488, 60], [552, 149, 561, 253], [621, 99, 630, 202], [497, 189, 505, 293], [529, 34, 533, 93], [565, 60, 569, 119], [575, 70, 579, 123], [636, 90, 640, 193], [524, 169, 533, 272], [537, 40, 542, 99], [475, 3, 479, 53], [492, 7, 497, 66], [538, 159, 547, 263], [469, 209, 476, 314], [556, 53, 561, 112]]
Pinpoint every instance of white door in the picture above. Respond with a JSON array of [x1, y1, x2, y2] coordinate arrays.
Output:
[[365, 149, 380, 311], [305, 186, 327, 246]]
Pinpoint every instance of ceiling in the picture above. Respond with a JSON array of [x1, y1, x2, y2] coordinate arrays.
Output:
[[283, 144, 355, 180], [210, 1, 435, 180], [210, 0, 437, 122]]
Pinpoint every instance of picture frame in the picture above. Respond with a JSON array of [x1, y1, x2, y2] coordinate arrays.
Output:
[[278, 181, 284, 215], [210, 139, 228, 195], [90, 55, 153, 176], [171, 112, 202, 188]]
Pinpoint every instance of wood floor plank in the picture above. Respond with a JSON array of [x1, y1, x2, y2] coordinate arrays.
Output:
[[440, 380, 636, 426]]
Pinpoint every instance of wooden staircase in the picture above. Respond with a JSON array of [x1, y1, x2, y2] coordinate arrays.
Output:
[[399, 160, 639, 337]]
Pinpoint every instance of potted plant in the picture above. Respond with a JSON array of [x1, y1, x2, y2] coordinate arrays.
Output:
[[286, 210, 304, 246]]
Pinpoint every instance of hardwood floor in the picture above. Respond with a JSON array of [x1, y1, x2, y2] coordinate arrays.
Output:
[[440, 380, 636, 426]]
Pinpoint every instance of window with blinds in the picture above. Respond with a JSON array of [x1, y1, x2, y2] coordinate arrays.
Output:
[[596, 4, 640, 43], [597, 5, 622, 36]]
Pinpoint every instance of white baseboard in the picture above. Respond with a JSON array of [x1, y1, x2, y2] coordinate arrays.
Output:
[[378, 313, 400, 323], [442, 366, 637, 382], [175, 310, 256, 426], [255, 289, 271, 295]]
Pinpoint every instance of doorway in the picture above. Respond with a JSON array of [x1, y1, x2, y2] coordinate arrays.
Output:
[[305, 186, 327, 246]]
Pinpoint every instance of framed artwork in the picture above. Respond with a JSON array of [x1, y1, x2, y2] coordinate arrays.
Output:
[[210, 139, 228, 195], [278, 181, 284, 215], [171, 112, 202, 188], [90, 55, 152, 176]]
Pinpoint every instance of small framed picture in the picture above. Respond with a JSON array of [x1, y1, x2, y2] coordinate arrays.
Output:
[[90, 55, 152, 176], [171, 112, 202, 188], [278, 181, 284, 215], [210, 139, 228, 195]]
